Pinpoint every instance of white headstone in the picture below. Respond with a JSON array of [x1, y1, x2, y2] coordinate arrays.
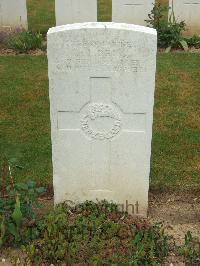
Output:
[[0, 0, 27, 29], [47, 22, 157, 216], [112, 0, 154, 26], [169, 0, 200, 36], [55, 0, 97, 26]]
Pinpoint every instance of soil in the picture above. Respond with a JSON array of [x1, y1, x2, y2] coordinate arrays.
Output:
[[157, 47, 200, 53], [0, 47, 200, 56], [0, 189, 199, 265], [149, 189, 200, 245], [0, 48, 46, 56], [148, 189, 200, 265]]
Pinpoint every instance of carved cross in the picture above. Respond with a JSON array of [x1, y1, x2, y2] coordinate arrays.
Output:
[[57, 77, 146, 192]]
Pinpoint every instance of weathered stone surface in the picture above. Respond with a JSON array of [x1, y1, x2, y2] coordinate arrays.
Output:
[[0, 0, 27, 29], [169, 0, 200, 36], [112, 0, 154, 26], [55, 0, 97, 26], [47, 22, 157, 216]]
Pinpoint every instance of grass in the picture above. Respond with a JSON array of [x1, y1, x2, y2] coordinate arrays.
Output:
[[27, 0, 113, 32], [0, 56, 52, 184], [0, 54, 199, 188], [98, 0, 112, 22], [152, 53, 200, 188], [27, 0, 168, 32], [27, 0, 55, 33]]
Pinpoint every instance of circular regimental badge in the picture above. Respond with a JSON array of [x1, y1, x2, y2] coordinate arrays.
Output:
[[81, 103, 121, 140]]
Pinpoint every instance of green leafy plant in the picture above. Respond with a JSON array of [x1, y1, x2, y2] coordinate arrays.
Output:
[[0, 159, 46, 247], [7, 31, 44, 52], [179, 231, 200, 265], [185, 35, 200, 49], [146, 3, 187, 51], [24, 201, 170, 265]]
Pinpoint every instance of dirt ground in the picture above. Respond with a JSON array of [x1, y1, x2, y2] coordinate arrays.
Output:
[[149, 189, 200, 245], [0, 48, 46, 56], [0, 47, 200, 56], [0, 190, 199, 265], [149, 189, 200, 265]]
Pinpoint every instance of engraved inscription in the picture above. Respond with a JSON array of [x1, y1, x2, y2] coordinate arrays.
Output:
[[53, 57, 140, 73], [124, 4, 143, 6], [50, 37, 156, 74], [81, 103, 121, 140], [184, 2, 200, 4]]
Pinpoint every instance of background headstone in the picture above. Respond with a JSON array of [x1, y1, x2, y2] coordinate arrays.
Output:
[[112, 0, 154, 26], [0, 0, 27, 29], [169, 0, 200, 36], [47, 22, 157, 216], [55, 0, 97, 26]]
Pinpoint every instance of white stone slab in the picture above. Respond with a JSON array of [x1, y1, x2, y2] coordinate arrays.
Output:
[[112, 0, 154, 26], [0, 0, 27, 29], [47, 22, 157, 216], [169, 0, 200, 36], [55, 0, 97, 26]]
